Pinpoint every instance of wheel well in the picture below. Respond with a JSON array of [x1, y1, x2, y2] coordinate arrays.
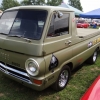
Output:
[[66, 62, 73, 71], [97, 47, 99, 51]]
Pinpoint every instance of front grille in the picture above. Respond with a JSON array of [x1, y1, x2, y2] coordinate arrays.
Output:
[[0, 62, 32, 84]]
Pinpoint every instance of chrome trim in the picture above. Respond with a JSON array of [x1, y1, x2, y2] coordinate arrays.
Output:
[[0, 62, 32, 84], [0, 63, 28, 77], [25, 58, 39, 76]]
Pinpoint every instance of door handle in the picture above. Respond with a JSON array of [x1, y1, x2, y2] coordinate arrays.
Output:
[[65, 40, 72, 45]]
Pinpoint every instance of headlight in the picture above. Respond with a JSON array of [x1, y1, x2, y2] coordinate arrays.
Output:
[[25, 58, 39, 76]]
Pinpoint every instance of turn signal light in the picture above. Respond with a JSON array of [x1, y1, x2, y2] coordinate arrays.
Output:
[[33, 79, 42, 85]]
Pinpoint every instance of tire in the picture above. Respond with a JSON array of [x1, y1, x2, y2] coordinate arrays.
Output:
[[86, 49, 98, 64], [51, 65, 71, 91]]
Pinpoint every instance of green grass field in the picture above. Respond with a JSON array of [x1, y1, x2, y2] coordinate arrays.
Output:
[[0, 53, 100, 100]]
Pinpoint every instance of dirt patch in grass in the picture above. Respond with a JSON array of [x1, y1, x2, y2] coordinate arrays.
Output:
[[0, 93, 4, 97], [91, 66, 100, 71]]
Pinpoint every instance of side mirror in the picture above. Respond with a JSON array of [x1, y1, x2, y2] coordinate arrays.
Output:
[[57, 11, 63, 18]]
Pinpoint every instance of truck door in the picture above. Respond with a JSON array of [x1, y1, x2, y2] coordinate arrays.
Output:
[[43, 12, 73, 87], [43, 12, 73, 54]]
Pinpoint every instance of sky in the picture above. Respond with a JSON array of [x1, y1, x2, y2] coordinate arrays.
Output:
[[0, 0, 100, 12], [64, 0, 100, 12]]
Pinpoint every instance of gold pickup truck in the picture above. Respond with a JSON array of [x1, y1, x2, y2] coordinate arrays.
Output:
[[0, 6, 100, 91]]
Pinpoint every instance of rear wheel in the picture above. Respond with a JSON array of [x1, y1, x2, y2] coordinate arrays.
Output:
[[86, 49, 98, 64], [52, 65, 71, 91]]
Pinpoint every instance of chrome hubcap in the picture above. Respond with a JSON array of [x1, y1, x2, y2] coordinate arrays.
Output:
[[93, 51, 97, 62], [59, 70, 69, 88]]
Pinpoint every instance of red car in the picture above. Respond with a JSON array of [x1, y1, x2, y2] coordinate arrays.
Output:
[[77, 20, 89, 28], [80, 75, 100, 100]]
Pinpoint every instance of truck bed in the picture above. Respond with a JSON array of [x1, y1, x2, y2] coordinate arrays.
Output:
[[77, 28, 100, 40]]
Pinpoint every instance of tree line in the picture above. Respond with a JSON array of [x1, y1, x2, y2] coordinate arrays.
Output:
[[0, 0, 83, 11]]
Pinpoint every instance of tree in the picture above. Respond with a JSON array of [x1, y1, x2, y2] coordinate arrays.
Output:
[[46, 0, 62, 6], [68, 0, 83, 11], [20, 0, 45, 5], [20, 0, 62, 6], [21, 0, 32, 5], [0, 0, 20, 11]]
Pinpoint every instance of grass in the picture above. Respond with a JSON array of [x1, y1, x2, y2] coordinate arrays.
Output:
[[0, 54, 100, 100], [89, 25, 100, 29]]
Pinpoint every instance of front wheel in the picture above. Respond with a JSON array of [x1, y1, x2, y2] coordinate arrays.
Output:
[[52, 65, 71, 91], [86, 49, 98, 64]]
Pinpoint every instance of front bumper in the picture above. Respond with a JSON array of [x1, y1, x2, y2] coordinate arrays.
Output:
[[0, 62, 45, 91]]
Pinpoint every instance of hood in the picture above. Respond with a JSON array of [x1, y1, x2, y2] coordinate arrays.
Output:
[[1, 36, 43, 56]]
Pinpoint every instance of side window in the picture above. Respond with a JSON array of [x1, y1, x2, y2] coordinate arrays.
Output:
[[55, 13, 69, 35], [47, 13, 69, 37]]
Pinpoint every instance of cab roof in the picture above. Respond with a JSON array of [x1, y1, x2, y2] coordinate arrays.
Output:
[[5, 5, 74, 12]]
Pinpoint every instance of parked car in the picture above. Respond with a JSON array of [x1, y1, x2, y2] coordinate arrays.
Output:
[[94, 20, 100, 26], [77, 20, 89, 28], [81, 75, 100, 100]]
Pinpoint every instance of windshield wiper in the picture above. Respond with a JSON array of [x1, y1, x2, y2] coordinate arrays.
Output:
[[0, 32, 7, 35], [8, 35, 32, 42], [8, 35, 23, 38]]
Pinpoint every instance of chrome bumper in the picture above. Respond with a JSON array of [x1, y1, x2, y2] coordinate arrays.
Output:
[[0, 62, 32, 84]]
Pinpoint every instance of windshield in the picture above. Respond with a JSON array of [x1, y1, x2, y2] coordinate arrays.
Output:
[[0, 9, 47, 40], [0, 11, 18, 34]]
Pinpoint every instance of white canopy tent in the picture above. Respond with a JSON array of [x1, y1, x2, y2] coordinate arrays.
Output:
[[58, 3, 83, 16]]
